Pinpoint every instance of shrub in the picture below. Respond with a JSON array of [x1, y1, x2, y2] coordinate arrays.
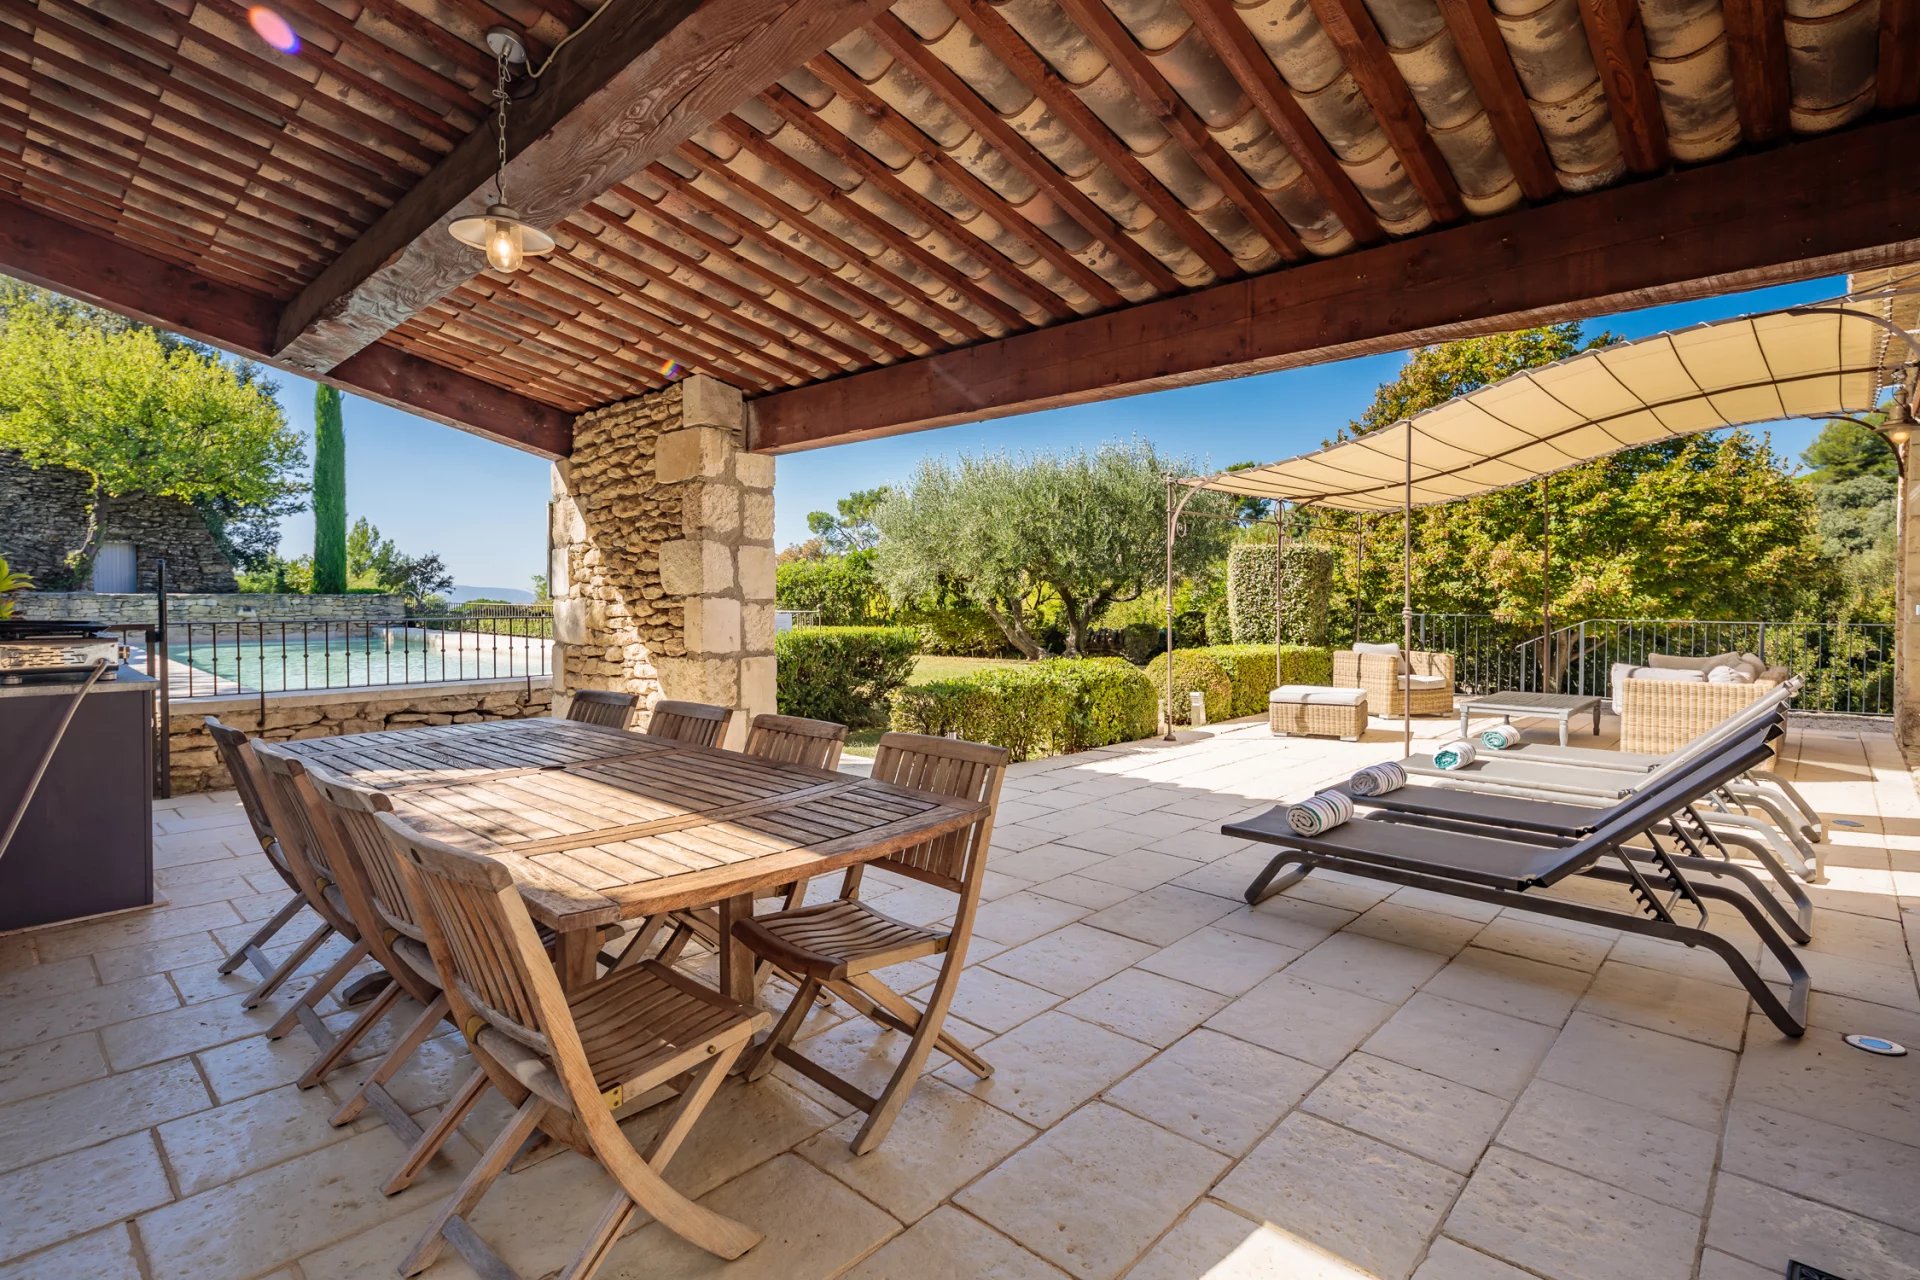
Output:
[[888, 658, 1158, 761], [1143, 650, 1233, 725], [1207, 644, 1336, 716], [1227, 543, 1335, 646], [907, 605, 1015, 657], [1117, 620, 1166, 666], [775, 626, 917, 727], [775, 552, 891, 626]]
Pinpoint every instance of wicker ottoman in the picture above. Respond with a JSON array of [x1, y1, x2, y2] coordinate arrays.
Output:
[[1270, 686, 1368, 741]]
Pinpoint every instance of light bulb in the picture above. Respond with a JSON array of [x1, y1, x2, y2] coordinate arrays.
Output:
[[1888, 427, 1911, 446], [485, 219, 523, 273]]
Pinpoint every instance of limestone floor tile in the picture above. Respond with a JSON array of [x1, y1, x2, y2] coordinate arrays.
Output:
[[0, 974, 178, 1053], [599, 1154, 900, 1280], [1362, 992, 1557, 1099], [1075, 850, 1205, 892], [0, 1033, 107, 1108], [1495, 1078, 1719, 1213], [971, 893, 1092, 947], [1470, 916, 1615, 972], [1732, 1011, 1920, 1147], [1538, 1013, 1735, 1130], [1214, 1112, 1462, 1280], [1284, 932, 1449, 1005], [0, 1057, 209, 1174], [1342, 901, 1485, 955], [1209, 895, 1354, 951], [842, 1206, 1067, 1280], [35, 902, 243, 963], [622, 1075, 845, 1202], [1080, 886, 1238, 947], [1420, 944, 1593, 1026], [1054, 824, 1159, 856], [156, 1081, 367, 1197], [1104, 1028, 1322, 1156], [946, 965, 1063, 1034], [1124, 1200, 1375, 1280], [1021, 805, 1119, 838], [0, 956, 99, 1004], [1029, 874, 1140, 910], [989, 845, 1104, 883], [1696, 1248, 1777, 1280], [1059, 969, 1227, 1047], [99, 995, 263, 1071], [1577, 960, 1750, 1049], [1300, 1053, 1508, 1174], [1444, 1147, 1700, 1280], [1705, 1171, 1920, 1280], [1766, 946, 1920, 1012], [797, 1078, 1036, 1222], [1408, 1237, 1539, 1280], [1167, 847, 1281, 902], [1721, 1102, 1920, 1233], [1385, 886, 1504, 924], [936, 1011, 1155, 1128], [0, 1132, 171, 1263], [983, 925, 1157, 998], [776, 1012, 968, 1102], [957, 1102, 1228, 1280], [0, 1226, 142, 1280], [1136, 926, 1299, 996], [1281, 871, 1396, 914], [1204, 973, 1397, 1068]]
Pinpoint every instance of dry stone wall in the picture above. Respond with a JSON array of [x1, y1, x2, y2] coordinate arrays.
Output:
[[549, 376, 775, 747], [0, 450, 237, 591], [17, 592, 406, 628]]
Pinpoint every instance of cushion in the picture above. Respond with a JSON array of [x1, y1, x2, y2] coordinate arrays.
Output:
[[1647, 650, 1741, 673], [1760, 665, 1792, 683], [1707, 664, 1754, 684], [1611, 662, 1706, 713], [1399, 674, 1449, 691], [1351, 641, 1405, 673], [1272, 685, 1367, 707]]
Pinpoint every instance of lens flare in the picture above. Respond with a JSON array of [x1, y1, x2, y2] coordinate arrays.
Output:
[[659, 359, 684, 380], [247, 6, 300, 54]]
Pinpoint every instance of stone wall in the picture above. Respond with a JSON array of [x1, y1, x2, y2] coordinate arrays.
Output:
[[168, 677, 553, 793], [549, 376, 775, 747], [0, 450, 237, 591], [15, 592, 407, 628]]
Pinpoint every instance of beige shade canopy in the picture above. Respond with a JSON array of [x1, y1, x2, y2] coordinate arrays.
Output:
[[1192, 302, 1900, 512]]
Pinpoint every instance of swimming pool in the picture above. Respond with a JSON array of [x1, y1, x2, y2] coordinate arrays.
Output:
[[127, 625, 552, 696]]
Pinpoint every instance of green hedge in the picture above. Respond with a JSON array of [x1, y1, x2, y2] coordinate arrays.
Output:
[[1142, 650, 1233, 725], [1227, 543, 1334, 646], [774, 626, 917, 728], [889, 658, 1158, 762], [1145, 644, 1334, 722]]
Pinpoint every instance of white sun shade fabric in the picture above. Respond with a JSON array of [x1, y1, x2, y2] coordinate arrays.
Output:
[[1196, 304, 1891, 511]]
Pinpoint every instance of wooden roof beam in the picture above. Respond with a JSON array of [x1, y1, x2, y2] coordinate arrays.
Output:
[[1879, 0, 1920, 110], [1429, 0, 1561, 200], [272, 0, 896, 374], [748, 115, 1920, 451], [1722, 0, 1790, 142], [1577, 0, 1671, 172]]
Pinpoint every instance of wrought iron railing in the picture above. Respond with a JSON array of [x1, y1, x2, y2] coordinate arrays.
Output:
[[114, 610, 554, 699]]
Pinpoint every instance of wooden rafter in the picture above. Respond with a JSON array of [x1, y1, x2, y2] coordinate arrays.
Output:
[[1880, 0, 1920, 110], [1429, 0, 1561, 200], [1305, 0, 1467, 223], [748, 115, 1920, 451], [948, 0, 1244, 280], [1176, 0, 1386, 246], [1054, 0, 1305, 262], [1721, 0, 1790, 143], [1577, 0, 1671, 172]]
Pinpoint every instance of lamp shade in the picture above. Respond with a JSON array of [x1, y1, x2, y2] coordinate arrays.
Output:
[[448, 203, 554, 272]]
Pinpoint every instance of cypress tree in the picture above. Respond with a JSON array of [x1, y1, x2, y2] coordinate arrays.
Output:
[[311, 385, 347, 594]]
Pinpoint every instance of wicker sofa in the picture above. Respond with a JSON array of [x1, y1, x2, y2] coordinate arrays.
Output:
[[1617, 674, 1787, 754], [1331, 648, 1456, 717]]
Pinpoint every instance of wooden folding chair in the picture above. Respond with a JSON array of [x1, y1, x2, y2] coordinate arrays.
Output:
[[645, 699, 734, 747], [734, 732, 1007, 1154], [376, 813, 767, 1278], [204, 719, 333, 1008], [566, 689, 637, 728], [304, 767, 490, 1195]]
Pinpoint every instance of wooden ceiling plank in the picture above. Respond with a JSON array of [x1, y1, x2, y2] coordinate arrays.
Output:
[[229, 0, 486, 120], [1575, 0, 1671, 172], [746, 116, 1920, 451], [1053, 0, 1306, 261], [351, 0, 498, 80], [802, 56, 1127, 309], [1721, 0, 1790, 141], [273, 0, 898, 373], [1428, 0, 1560, 200], [1878, 0, 1920, 110], [1177, 0, 1386, 245], [1304, 0, 1466, 222], [949, 0, 1243, 279], [868, 12, 1181, 293]]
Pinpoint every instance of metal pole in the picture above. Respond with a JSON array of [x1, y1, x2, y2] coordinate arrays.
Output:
[[1164, 476, 1177, 741], [154, 558, 172, 798], [1541, 473, 1551, 692], [1273, 502, 1286, 689], [1402, 424, 1414, 761], [1354, 514, 1366, 643]]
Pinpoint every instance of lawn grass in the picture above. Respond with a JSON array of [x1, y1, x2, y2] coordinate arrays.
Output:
[[842, 654, 1026, 757]]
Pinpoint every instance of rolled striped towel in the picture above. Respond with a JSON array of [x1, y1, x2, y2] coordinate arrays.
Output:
[[1433, 739, 1478, 770], [1348, 761, 1406, 795], [1479, 722, 1520, 751], [1285, 790, 1353, 836]]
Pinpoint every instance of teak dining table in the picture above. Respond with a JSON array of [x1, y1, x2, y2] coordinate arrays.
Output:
[[276, 716, 986, 1001]]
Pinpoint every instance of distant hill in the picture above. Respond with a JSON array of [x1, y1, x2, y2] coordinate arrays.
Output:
[[445, 585, 535, 605]]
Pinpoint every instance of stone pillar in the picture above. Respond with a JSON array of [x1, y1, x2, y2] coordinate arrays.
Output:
[[549, 376, 775, 748]]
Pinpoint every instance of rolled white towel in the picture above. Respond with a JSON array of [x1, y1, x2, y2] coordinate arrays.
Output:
[[1433, 739, 1478, 770], [1479, 722, 1520, 750], [1285, 791, 1354, 836], [1348, 762, 1407, 795]]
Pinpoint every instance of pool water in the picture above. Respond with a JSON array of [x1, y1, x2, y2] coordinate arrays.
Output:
[[132, 629, 550, 696]]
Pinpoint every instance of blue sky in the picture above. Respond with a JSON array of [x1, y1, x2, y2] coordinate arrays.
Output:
[[256, 274, 1849, 589]]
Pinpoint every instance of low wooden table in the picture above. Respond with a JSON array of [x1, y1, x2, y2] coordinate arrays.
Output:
[[1457, 690, 1603, 746], [276, 718, 985, 1003]]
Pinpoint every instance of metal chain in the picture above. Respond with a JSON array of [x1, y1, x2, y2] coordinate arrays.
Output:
[[492, 50, 510, 206]]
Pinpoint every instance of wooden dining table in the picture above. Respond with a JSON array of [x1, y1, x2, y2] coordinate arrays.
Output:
[[276, 717, 986, 1002]]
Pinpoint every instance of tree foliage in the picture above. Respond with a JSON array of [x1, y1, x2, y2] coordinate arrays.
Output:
[[806, 487, 892, 554], [311, 385, 347, 593], [1798, 417, 1898, 620]]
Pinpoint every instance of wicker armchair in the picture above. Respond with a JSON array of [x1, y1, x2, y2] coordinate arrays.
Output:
[[1332, 649, 1456, 717], [1618, 675, 1786, 754]]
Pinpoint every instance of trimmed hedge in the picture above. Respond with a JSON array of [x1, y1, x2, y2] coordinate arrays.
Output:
[[1227, 543, 1334, 646], [1145, 644, 1334, 722], [889, 658, 1158, 762], [774, 626, 917, 728]]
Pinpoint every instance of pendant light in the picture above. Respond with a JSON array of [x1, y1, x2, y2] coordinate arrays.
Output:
[[448, 29, 554, 273]]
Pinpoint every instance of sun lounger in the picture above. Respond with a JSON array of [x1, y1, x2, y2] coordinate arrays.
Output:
[[1229, 734, 1811, 1037]]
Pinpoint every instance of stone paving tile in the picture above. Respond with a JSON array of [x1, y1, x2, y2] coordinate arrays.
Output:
[[0, 1057, 210, 1174], [1124, 1199, 1365, 1280], [1341, 901, 1485, 955], [1538, 1013, 1736, 1130], [1136, 925, 1300, 996], [1080, 885, 1238, 947], [1706, 1171, 1920, 1280], [1300, 1053, 1508, 1174], [1495, 1077, 1719, 1213], [1720, 1101, 1920, 1233], [1408, 1237, 1539, 1280], [1579, 960, 1754, 1049], [971, 892, 1092, 947], [958, 1102, 1228, 1280], [983, 924, 1157, 997], [945, 965, 1063, 1034], [1028, 873, 1141, 910], [0, 974, 178, 1053], [0, 1033, 108, 1108], [1284, 931, 1450, 1005], [1421, 944, 1593, 1026], [1075, 849, 1206, 892], [0, 1226, 143, 1280], [1732, 1009, 1920, 1147], [1205, 972, 1397, 1068], [1105, 1028, 1322, 1156], [843, 1206, 1068, 1280], [1445, 1147, 1700, 1280], [1209, 895, 1354, 950], [156, 1082, 365, 1196], [0, 1133, 172, 1263], [1215, 1112, 1462, 1280], [937, 1011, 1155, 1128], [1362, 992, 1558, 1099], [1470, 915, 1615, 972], [1058, 968, 1228, 1047]]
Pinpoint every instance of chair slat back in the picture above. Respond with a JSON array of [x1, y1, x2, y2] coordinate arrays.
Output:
[[566, 689, 636, 728], [250, 744, 347, 896], [648, 700, 734, 748], [203, 718, 290, 879], [868, 733, 1007, 891], [304, 768, 424, 943], [375, 813, 561, 1058], [744, 714, 847, 771]]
